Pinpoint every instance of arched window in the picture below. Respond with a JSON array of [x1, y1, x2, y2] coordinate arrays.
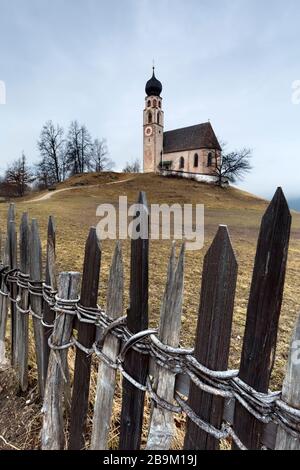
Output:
[[153, 99, 157, 107], [194, 153, 199, 167], [207, 152, 213, 167], [148, 111, 152, 124], [158, 101, 161, 108], [157, 112, 160, 125], [147, 100, 151, 107], [179, 156, 185, 169]]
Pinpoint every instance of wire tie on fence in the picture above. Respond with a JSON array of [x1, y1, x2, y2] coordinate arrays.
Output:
[[150, 334, 194, 356], [53, 295, 79, 316], [29, 308, 43, 321], [118, 328, 158, 363], [16, 296, 30, 315], [72, 336, 94, 355], [117, 362, 148, 392], [17, 272, 30, 289], [146, 377, 182, 413], [96, 315, 127, 349], [76, 303, 103, 324], [92, 343, 119, 370], [48, 335, 74, 351], [41, 319, 55, 329], [28, 280, 43, 297], [42, 283, 58, 307]]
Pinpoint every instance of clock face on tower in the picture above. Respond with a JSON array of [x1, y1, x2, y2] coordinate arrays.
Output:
[[145, 126, 153, 137]]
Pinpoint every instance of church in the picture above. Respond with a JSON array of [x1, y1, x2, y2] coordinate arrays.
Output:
[[143, 68, 222, 183]]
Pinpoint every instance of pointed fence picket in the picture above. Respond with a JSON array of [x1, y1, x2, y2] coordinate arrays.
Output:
[[0, 187, 299, 451]]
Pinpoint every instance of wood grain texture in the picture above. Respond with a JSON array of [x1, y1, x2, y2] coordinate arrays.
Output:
[[0, 237, 9, 367], [8, 219, 17, 366], [30, 219, 46, 397], [119, 191, 149, 450], [147, 243, 185, 450], [16, 213, 30, 391], [68, 227, 101, 450], [91, 241, 124, 449], [275, 313, 300, 450], [233, 188, 291, 449], [184, 226, 238, 450], [41, 272, 81, 450], [42, 216, 57, 383]]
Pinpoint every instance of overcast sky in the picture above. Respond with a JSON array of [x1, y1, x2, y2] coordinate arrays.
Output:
[[0, 0, 300, 199]]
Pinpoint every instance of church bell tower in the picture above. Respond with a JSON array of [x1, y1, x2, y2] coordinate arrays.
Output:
[[143, 68, 164, 173]]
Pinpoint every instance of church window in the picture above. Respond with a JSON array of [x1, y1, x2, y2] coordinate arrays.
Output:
[[153, 99, 157, 107], [157, 112, 160, 125], [147, 100, 151, 107], [179, 156, 185, 169], [158, 101, 161, 108], [194, 153, 199, 167], [207, 152, 213, 167], [148, 111, 152, 124]]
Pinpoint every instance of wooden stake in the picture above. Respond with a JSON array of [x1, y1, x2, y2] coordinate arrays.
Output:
[[275, 313, 300, 450], [0, 237, 9, 367], [16, 213, 30, 391], [184, 226, 238, 449], [91, 241, 124, 449], [233, 188, 291, 449], [147, 243, 185, 450], [8, 219, 17, 366], [30, 219, 46, 397], [42, 216, 57, 382], [69, 228, 101, 450], [119, 191, 149, 450], [42, 271, 81, 450]]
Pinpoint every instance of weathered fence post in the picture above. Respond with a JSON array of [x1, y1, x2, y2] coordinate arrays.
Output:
[[41, 271, 81, 450], [30, 219, 46, 397], [119, 191, 149, 450], [275, 313, 300, 450], [233, 188, 291, 449], [184, 225, 238, 450], [69, 228, 101, 450], [0, 238, 9, 367], [146, 243, 185, 450], [16, 213, 30, 391], [42, 216, 57, 383], [91, 241, 124, 450], [8, 218, 17, 366]]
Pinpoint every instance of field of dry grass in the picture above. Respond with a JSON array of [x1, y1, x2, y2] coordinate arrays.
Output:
[[0, 171, 299, 449]]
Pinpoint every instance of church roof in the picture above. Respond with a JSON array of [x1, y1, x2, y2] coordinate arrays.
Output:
[[163, 122, 221, 154]]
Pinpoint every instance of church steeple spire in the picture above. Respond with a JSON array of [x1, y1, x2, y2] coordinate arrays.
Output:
[[143, 68, 164, 173], [145, 66, 162, 97]]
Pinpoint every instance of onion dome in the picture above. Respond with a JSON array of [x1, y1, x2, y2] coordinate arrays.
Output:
[[145, 67, 162, 97]]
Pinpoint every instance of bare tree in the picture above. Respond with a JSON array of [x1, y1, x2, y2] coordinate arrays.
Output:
[[34, 157, 57, 189], [90, 138, 114, 172], [66, 121, 92, 174], [122, 159, 141, 173], [5, 152, 33, 197], [37, 121, 65, 184], [214, 147, 252, 186]]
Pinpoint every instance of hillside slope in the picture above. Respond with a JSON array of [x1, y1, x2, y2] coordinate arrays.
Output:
[[0, 172, 299, 449]]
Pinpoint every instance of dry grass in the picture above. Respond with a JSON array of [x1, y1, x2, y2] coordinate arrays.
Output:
[[0, 171, 299, 449]]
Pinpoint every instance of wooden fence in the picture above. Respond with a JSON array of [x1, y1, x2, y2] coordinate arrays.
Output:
[[0, 187, 299, 450]]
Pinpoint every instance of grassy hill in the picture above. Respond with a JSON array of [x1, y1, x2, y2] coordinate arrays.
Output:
[[0, 172, 299, 449]]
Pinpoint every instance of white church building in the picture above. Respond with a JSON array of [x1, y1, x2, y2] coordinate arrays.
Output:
[[143, 68, 222, 183]]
